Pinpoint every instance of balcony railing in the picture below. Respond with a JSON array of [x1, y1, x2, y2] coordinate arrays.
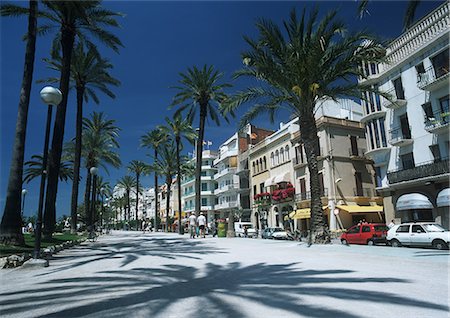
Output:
[[215, 201, 238, 210], [214, 167, 237, 180], [424, 111, 450, 134], [295, 188, 328, 202], [417, 65, 450, 91], [388, 126, 413, 146], [387, 158, 449, 184], [353, 187, 375, 197], [381, 87, 407, 109], [349, 148, 367, 159], [215, 183, 239, 195]]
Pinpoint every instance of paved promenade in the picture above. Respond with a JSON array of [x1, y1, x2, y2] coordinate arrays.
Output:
[[1, 231, 449, 318]]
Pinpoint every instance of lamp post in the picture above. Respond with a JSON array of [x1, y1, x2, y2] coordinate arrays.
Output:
[[21, 189, 28, 218], [100, 187, 105, 228], [34, 86, 62, 259], [89, 167, 98, 233]]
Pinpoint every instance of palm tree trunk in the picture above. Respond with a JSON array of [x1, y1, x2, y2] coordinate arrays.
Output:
[[43, 25, 76, 239], [84, 169, 92, 230], [154, 149, 159, 231], [299, 111, 330, 245], [126, 190, 131, 225], [70, 86, 84, 233], [176, 136, 183, 235], [195, 105, 207, 217], [135, 174, 139, 230], [0, 0, 37, 245], [166, 179, 171, 232], [90, 175, 97, 227]]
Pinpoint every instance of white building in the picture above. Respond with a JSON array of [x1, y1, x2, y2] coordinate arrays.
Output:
[[359, 2, 449, 228]]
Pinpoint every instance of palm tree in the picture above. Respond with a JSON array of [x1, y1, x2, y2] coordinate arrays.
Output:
[[171, 65, 232, 218], [94, 177, 111, 226], [161, 114, 196, 234], [358, 0, 422, 30], [39, 43, 120, 233], [79, 112, 121, 234], [23, 153, 73, 184], [117, 176, 137, 226], [141, 127, 169, 231], [0, 1, 38, 245], [127, 160, 150, 230], [223, 8, 386, 244], [38, 1, 122, 239]]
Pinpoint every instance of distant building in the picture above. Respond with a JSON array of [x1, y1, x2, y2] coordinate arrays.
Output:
[[358, 2, 449, 228]]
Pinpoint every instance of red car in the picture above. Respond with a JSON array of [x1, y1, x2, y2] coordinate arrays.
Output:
[[341, 223, 389, 245]]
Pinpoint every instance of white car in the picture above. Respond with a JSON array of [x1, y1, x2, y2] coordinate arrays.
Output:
[[387, 223, 450, 250]]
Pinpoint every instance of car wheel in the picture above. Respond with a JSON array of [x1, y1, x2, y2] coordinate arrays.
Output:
[[341, 239, 348, 245], [432, 240, 448, 250], [367, 240, 374, 246], [390, 239, 401, 247]]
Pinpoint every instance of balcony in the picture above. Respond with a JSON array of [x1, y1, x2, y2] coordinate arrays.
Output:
[[360, 109, 386, 123], [381, 87, 407, 109], [215, 201, 238, 210], [214, 167, 237, 180], [387, 158, 450, 184], [213, 149, 238, 166], [424, 112, 450, 134], [181, 175, 214, 185], [214, 183, 239, 195], [417, 65, 449, 91], [295, 188, 329, 202], [353, 188, 375, 197], [388, 126, 413, 146], [349, 148, 367, 160]]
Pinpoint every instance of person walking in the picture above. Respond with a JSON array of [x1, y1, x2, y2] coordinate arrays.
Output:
[[211, 220, 217, 237], [188, 213, 197, 238], [197, 212, 206, 238]]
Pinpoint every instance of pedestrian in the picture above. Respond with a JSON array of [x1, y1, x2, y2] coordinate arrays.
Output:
[[188, 213, 197, 238], [142, 220, 146, 233], [197, 212, 206, 238], [211, 221, 217, 237], [388, 219, 396, 228], [244, 225, 248, 238]]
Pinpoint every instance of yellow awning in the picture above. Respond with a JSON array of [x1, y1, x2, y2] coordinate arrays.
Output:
[[288, 206, 328, 220], [337, 205, 383, 213]]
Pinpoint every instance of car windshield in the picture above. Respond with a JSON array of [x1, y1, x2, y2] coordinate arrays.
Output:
[[422, 224, 446, 232], [273, 228, 283, 232]]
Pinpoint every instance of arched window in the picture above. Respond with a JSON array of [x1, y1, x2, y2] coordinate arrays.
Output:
[[259, 158, 263, 172], [280, 148, 285, 163], [256, 160, 260, 173], [285, 145, 290, 160], [252, 161, 256, 174], [271, 152, 275, 167], [275, 150, 279, 165], [263, 157, 267, 170]]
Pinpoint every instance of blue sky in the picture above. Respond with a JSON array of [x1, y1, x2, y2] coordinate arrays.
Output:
[[0, 1, 442, 219]]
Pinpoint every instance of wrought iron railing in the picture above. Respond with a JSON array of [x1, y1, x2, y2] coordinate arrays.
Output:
[[424, 110, 450, 132], [387, 158, 449, 184], [417, 65, 449, 89], [388, 126, 412, 144], [295, 188, 328, 201]]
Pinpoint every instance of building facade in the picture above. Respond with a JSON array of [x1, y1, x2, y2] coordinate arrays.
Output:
[[359, 2, 449, 228]]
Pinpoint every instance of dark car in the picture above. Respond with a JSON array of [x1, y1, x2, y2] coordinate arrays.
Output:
[[341, 223, 388, 245]]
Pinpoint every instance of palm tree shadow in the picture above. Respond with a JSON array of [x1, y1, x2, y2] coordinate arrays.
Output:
[[1, 262, 447, 318]]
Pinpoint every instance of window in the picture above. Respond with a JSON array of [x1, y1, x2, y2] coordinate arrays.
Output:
[[393, 77, 405, 100], [431, 48, 449, 78], [396, 225, 410, 233], [256, 160, 260, 173], [439, 95, 449, 123], [280, 148, 284, 163], [252, 162, 256, 174], [370, 63, 378, 75], [400, 153, 415, 170], [271, 152, 275, 167], [400, 114, 411, 139], [415, 62, 425, 74], [259, 183, 264, 194], [379, 118, 387, 147], [285, 146, 290, 160], [263, 157, 267, 170], [422, 102, 433, 120], [367, 124, 375, 150], [362, 226, 371, 233], [412, 225, 425, 233], [201, 183, 207, 191], [348, 226, 360, 234], [259, 158, 263, 171], [350, 136, 358, 156], [275, 150, 279, 165], [253, 185, 257, 196], [355, 172, 363, 196], [299, 178, 306, 200], [201, 198, 207, 206], [375, 167, 382, 188], [429, 144, 441, 163]]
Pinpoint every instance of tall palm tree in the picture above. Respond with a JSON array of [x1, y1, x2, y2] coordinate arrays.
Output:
[[23, 153, 73, 184], [94, 177, 111, 225], [39, 43, 120, 233], [39, 1, 122, 239], [79, 112, 121, 233], [141, 127, 169, 231], [117, 176, 137, 226], [151, 142, 178, 232], [161, 114, 196, 234], [0, 0, 38, 245], [127, 160, 150, 230], [171, 65, 232, 218], [223, 8, 386, 244], [358, 0, 422, 30]]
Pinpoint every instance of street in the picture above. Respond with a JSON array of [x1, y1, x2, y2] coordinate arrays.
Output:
[[1, 231, 449, 318]]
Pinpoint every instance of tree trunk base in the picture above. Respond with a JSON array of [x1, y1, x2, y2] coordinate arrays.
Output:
[[310, 226, 331, 244], [0, 233, 25, 246], [226, 230, 235, 238]]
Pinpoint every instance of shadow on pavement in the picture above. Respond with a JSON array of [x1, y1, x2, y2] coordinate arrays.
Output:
[[1, 260, 448, 318]]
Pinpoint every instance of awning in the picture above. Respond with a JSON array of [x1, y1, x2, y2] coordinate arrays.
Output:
[[274, 172, 291, 184], [337, 205, 384, 213], [264, 177, 276, 188], [288, 206, 328, 220], [437, 188, 450, 207], [396, 193, 433, 211]]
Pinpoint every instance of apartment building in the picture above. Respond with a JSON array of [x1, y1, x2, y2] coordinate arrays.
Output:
[[359, 2, 449, 228]]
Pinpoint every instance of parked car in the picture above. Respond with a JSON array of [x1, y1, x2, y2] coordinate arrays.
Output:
[[387, 223, 450, 250], [340, 223, 389, 245], [262, 227, 288, 240], [234, 222, 256, 238]]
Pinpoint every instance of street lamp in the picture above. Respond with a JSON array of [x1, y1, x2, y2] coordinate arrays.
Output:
[[89, 167, 98, 234], [21, 189, 28, 218], [100, 187, 105, 228], [34, 86, 62, 259]]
